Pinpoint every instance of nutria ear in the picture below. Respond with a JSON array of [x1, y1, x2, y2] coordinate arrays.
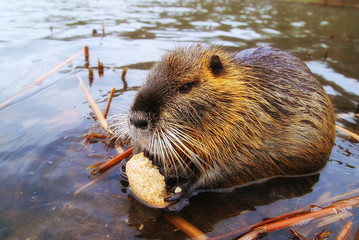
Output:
[[209, 55, 224, 75]]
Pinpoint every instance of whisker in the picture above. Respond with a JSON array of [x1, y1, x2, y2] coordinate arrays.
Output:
[[154, 130, 170, 174], [111, 104, 129, 112], [157, 129, 179, 177], [165, 125, 208, 174], [161, 128, 189, 176], [168, 124, 210, 156], [107, 113, 132, 143]]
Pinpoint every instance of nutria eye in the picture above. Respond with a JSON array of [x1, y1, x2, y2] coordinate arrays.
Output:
[[179, 83, 192, 94]]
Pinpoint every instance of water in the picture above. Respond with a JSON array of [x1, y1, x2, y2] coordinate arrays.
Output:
[[0, 0, 358, 239]]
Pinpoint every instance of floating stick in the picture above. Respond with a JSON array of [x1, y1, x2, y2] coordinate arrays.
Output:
[[121, 67, 128, 90], [98, 58, 104, 77], [88, 67, 93, 85], [103, 87, 115, 118], [84, 46, 89, 62], [85, 134, 107, 143], [0, 48, 83, 110], [89, 146, 133, 175]]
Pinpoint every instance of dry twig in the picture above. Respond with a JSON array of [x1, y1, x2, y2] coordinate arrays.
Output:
[[236, 196, 359, 240], [77, 75, 111, 133], [336, 125, 359, 141], [88, 146, 133, 175], [336, 219, 353, 240]]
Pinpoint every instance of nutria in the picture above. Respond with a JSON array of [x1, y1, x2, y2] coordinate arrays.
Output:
[[111, 44, 336, 209]]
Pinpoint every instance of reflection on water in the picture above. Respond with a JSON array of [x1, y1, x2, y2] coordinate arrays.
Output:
[[0, 0, 358, 239]]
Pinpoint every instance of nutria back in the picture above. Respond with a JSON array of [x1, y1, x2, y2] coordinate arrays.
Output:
[[113, 44, 335, 204]]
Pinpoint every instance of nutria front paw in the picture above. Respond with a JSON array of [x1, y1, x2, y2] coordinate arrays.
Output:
[[165, 181, 196, 211]]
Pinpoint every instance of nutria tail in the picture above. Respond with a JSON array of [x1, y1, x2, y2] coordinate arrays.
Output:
[[111, 44, 336, 207]]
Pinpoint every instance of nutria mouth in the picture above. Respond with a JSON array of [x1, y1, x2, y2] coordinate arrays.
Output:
[[142, 148, 162, 173], [141, 145, 196, 178], [139, 147, 192, 195]]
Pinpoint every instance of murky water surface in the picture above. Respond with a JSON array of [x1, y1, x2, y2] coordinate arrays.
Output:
[[0, 0, 358, 239]]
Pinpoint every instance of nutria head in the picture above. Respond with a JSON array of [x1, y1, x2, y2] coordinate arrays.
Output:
[[111, 44, 335, 193], [123, 45, 252, 180]]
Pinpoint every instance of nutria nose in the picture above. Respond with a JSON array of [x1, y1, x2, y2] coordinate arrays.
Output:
[[130, 116, 149, 130]]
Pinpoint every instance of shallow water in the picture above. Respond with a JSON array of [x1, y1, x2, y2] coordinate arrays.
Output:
[[0, 0, 358, 239]]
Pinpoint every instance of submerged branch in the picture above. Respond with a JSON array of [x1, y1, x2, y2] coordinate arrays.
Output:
[[0, 48, 83, 110], [73, 166, 115, 196], [165, 214, 208, 240]]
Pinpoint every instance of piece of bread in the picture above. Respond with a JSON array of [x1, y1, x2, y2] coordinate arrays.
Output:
[[126, 152, 169, 208]]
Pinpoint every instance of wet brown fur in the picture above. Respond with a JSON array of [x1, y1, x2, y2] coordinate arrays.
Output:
[[116, 44, 336, 191]]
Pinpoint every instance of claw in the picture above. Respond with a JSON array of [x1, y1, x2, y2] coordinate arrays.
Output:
[[165, 190, 185, 202], [166, 198, 190, 212], [164, 180, 198, 211], [166, 181, 192, 202]]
